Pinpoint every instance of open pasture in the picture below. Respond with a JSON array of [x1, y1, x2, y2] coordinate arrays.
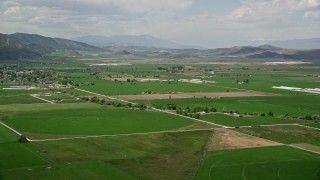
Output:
[[196, 146, 320, 180]]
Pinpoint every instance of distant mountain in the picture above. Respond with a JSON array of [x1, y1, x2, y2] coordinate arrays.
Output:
[[73, 35, 193, 49], [263, 38, 320, 50], [202, 44, 319, 61], [0, 33, 101, 60]]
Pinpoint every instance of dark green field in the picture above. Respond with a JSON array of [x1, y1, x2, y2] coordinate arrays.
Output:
[[0, 95, 44, 105]]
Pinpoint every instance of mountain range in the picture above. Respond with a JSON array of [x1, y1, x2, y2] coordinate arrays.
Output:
[[0, 33, 319, 62], [72, 35, 193, 49]]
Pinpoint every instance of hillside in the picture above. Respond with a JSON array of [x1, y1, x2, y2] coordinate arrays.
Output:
[[0, 33, 101, 60]]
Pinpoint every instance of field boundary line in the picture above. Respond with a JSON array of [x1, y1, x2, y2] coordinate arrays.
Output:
[[288, 144, 320, 155], [235, 123, 300, 128], [30, 94, 55, 104], [0, 121, 22, 136], [28, 128, 215, 142], [193, 129, 215, 180], [295, 124, 320, 131]]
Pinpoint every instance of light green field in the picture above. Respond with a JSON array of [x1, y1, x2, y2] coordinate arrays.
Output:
[[201, 113, 307, 127], [196, 146, 320, 180], [0, 94, 44, 105], [3, 108, 194, 138]]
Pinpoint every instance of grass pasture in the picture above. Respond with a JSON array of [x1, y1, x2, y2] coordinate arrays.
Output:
[[2, 108, 196, 139], [196, 146, 320, 180]]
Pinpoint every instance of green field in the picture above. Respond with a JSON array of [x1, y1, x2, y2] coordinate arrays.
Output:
[[196, 146, 320, 180], [140, 95, 320, 117], [201, 113, 307, 127], [3, 108, 195, 138]]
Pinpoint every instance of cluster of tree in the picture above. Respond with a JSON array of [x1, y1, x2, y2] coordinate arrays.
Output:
[[80, 96, 147, 110], [142, 91, 153, 94], [235, 79, 250, 84], [154, 103, 217, 114], [301, 115, 320, 121], [260, 112, 274, 117], [156, 66, 185, 74]]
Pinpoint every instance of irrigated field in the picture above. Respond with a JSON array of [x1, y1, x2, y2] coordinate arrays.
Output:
[[196, 146, 320, 180]]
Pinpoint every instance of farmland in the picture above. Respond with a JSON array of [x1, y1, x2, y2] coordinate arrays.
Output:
[[0, 59, 319, 179], [3, 108, 199, 139]]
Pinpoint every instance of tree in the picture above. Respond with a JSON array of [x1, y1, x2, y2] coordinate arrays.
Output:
[[305, 115, 313, 120], [268, 112, 274, 117], [260, 113, 266, 117], [18, 135, 28, 142]]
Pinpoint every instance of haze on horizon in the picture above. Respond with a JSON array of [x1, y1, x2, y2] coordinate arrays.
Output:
[[1, 0, 320, 48]]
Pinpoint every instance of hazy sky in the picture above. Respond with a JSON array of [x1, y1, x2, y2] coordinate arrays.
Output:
[[1, 0, 320, 48]]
